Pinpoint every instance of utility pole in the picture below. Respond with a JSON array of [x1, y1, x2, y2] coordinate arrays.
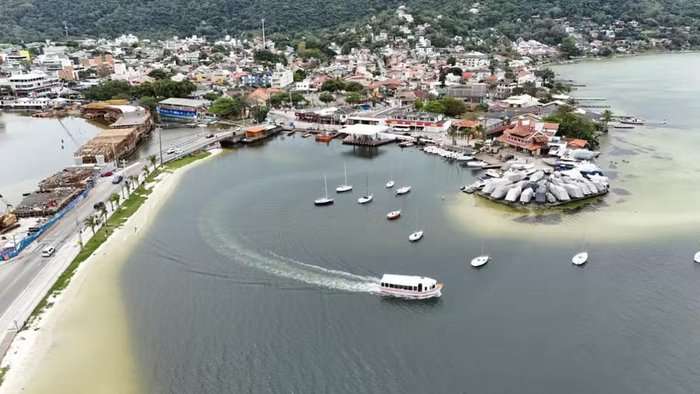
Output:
[[261, 18, 266, 50], [76, 218, 83, 249], [158, 127, 163, 165]]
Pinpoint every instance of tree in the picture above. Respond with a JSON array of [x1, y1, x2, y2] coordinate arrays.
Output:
[[148, 69, 171, 80], [601, 109, 613, 131], [251, 106, 269, 123], [139, 96, 157, 111], [83, 215, 96, 235], [535, 68, 556, 87], [203, 92, 221, 101], [148, 154, 157, 170], [422, 100, 446, 114], [345, 92, 364, 104], [560, 36, 581, 59], [447, 56, 456, 66], [344, 81, 365, 92], [254, 50, 286, 66], [293, 69, 306, 82], [109, 193, 120, 211], [209, 96, 244, 119], [321, 79, 345, 92], [319, 92, 335, 105], [441, 97, 467, 117], [83, 80, 132, 100], [545, 106, 597, 143], [414, 98, 424, 111]]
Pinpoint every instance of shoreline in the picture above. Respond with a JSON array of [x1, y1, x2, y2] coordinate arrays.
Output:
[[0, 148, 222, 394]]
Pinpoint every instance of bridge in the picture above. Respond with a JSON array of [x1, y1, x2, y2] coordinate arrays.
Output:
[[161, 130, 241, 163]]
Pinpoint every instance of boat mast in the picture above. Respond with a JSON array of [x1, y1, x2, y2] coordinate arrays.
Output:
[[324, 175, 329, 199], [344, 163, 348, 185]]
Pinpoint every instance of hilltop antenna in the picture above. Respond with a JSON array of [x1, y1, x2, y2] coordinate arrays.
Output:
[[261, 18, 266, 49]]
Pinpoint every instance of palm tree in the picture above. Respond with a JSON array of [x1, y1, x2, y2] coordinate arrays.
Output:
[[474, 124, 486, 141], [127, 175, 138, 192], [148, 154, 157, 171], [109, 193, 120, 212], [83, 215, 97, 235], [447, 126, 458, 145]]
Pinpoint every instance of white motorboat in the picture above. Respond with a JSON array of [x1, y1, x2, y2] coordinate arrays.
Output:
[[484, 169, 501, 178], [693, 251, 700, 263], [395, 186, 411, 195], [314, 175, 334, 206], [409, 230, 424, 242], [467, 160, 487, 168], [572, 252, 588, 266], [385, 180, 395, 188], [386, 210, 401, 220], [470, 255, 489, 268], [456, 154, 474, 162], [379, 274, 443, 299], [336, 163, 353, 193]]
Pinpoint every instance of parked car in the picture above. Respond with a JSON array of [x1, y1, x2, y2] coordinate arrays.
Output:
[[41, 246, 56, 258], [166, 148, 177, 155], [112, 174, 123, 184], [101, 171, 113, 177], [206, 133, 214, 138]]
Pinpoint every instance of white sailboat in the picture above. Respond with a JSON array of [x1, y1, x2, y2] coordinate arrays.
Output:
[[314, 175, 334, 206], [357, 175, 373, 204], [572, 252, 588, 266], [385, 180, 395, 188], [470, 241, 489, 268], [694, 251, 700, 263], [336, 163, 353, 193], [409, 230, 424, 242]]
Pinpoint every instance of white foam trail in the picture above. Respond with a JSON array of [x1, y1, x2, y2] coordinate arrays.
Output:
[[200, 221, 380, 293]]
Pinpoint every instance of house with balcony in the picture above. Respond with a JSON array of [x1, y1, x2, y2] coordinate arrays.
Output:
[[496, 117, 559, 155]]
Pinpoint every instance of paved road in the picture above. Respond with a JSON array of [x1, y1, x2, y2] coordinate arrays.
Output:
[[0, 131, 224, 356]]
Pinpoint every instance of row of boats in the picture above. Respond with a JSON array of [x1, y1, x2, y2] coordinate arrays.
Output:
[[462, 162, 609, 205], [422, 145, 488, 168]]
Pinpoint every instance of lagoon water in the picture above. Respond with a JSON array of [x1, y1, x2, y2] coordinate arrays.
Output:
[[14, 53, 700, 394], [120, 55, 700, 394]]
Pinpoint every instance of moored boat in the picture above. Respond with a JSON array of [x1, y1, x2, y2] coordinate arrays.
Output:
[[314, 175, 334, 206], [387, 210, 401, 220], [470, 255, 489, 268], [409, 230, 424, 242], [379, 274, 443, 299], [395, 186, 411, 195], [694, 251, 700, 263], [572, 252, 588, 266]]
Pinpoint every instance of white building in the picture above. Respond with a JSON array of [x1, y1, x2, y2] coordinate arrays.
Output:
[[7, 71, 60, 97], [271, 68, 293, 88]]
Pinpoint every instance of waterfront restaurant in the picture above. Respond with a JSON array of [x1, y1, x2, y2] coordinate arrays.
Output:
[[496, 117, 559, 156]]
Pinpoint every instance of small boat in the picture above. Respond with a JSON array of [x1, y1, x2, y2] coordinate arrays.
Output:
[[398, 141, 414, 148], [286, 130, 295, 136], [395, 186, 411, 195], [379, 274, 443, 300], [467, 160, 487, 168], [620, 117, 644, 125], [302, 132, 312, 138], [358, 194, 373, 204], [693, 251, 700, 263], [314, 175, 334, 206], [336, 164, 353, 193], [385, 180, 395, 188], [470, 255, 489, 268], [357, 175, 373, 204], [387, 210, 401, 220], [456, 154, 474, 161], [315, 133, 333, 142], [484, 169, 501, 178], [572, 252, 588, 266], [409, 230, 424, 242]]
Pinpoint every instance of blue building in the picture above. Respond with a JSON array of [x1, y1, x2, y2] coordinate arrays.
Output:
[[156, 98, 210, 121]]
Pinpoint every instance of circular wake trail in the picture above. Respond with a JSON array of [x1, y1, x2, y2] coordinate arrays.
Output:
[[200, 221, 380, 293]]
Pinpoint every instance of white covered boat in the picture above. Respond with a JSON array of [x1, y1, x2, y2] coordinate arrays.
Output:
[[385, 180, 395, 188], [694, 251, 700, 263], [395, 186, 412, 195], [387, 210, 401, 220], [379, 274, 443, 299], [470, 255, 489, 268], [572, 252, 588, 266], [357, 194, 373, 204], [409, 230, 424, 242]]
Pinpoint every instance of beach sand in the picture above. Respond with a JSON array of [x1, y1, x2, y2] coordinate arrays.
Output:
[[0, 149, 221, 394]]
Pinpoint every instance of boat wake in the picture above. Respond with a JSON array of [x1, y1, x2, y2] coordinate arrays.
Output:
[[199, 221, 380, 294]]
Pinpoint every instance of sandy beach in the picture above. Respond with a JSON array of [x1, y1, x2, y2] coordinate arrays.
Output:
[[0, 149, 221, 394]]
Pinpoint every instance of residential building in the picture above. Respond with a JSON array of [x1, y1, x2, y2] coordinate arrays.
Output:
[[156, 98, 210, 121], [7, 71, 60, 97]]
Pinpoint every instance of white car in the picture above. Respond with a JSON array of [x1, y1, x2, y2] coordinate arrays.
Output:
[[166, 148, 177, 155], [41, 246, 56, 258]]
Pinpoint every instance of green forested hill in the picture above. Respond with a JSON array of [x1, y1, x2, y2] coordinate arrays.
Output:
[[2, 0, 700, 45]]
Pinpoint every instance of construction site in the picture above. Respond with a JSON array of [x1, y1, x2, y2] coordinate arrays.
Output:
[[75, 100, 153, 164]]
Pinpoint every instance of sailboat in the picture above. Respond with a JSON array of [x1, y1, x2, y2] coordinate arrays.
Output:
[[395, 185, 411, 195], [314, 175, 334, 206], [470, 241, 489, 268], [357, 175, 373, 204], [694, 251, 700, 263], [408, 197, 423, 242], [572, 252, 588, 266], [336, 163, 353, 193]]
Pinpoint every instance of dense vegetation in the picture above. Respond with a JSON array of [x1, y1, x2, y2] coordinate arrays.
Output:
[[3, 0, 700, 48], [83, 79, 196, 101]]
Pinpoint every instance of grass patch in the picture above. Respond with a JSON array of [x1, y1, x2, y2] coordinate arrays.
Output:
[[26, 151, 211, 326], [0, 366, 8, 385]]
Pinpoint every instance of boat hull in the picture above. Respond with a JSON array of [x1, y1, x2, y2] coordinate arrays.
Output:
[[379, 285, 442, 300], [314, 199, 334, 206]]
